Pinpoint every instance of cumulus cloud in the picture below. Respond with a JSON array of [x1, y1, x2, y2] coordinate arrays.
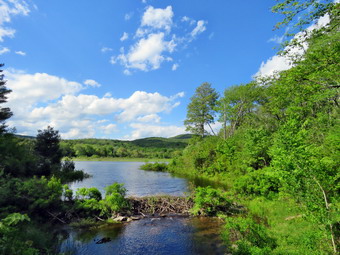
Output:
[[141, 6, 173, 32], [126, 123, 186, 140], [255, 14, 331, 78], [114, 32, 176, 71], [4, 69, 185, 138], [136, 114, 160, 123], [0, 0, 30, 41], [100, 123, 118, 134], [0, 46, 10, 54], [111, 5, 207, 73], [84, 79, 101, 87], [120, 32, 129, 41]]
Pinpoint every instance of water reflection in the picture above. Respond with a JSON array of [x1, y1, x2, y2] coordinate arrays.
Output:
[[70, 161, 189, 197], [59, 217, 227, 255]]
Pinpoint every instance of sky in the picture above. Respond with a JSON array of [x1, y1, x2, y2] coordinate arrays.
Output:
[[1, 0, 292, 140]]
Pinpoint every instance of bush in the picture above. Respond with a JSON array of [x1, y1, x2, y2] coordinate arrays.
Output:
[[140, 162, 168, 172], [234, 168, 281, 198], [191, 186, 232, 216], [223, 216, 277, 255]]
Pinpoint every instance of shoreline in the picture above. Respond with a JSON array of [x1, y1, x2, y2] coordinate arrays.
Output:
[[68, 157, 171, 162]]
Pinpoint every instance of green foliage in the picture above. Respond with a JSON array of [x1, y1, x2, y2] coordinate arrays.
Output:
[[184, 82, 219, 137], [35, 126, 63, 176], [234, 168, 281, 198], [75, 183, 129, 218], [0, 213, 39, 255], [61, 135, 189, 160], [223, 216, 277, 255], [0, 64, 12, 134], [191, 186, 232, 216], [140, 162, 168, 172]]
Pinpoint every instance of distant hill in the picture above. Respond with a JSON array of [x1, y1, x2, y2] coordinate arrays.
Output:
[[14, 134, 35, 139], [131, 135, 191, 149]]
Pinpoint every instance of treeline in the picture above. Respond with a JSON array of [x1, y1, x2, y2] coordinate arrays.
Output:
[[60, 136, 189, 159], [170, 3, 339, 254]]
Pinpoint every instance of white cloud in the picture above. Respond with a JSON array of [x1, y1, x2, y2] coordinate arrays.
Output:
[[268, 34, 285, 44], [111, 5, 207, 73], [114, 32, 176, 71], [5, 69, 185, 138], [100, 123, 118, 134], [191, 20, 207, 38], [120, 32, 129, 41], [181, 16, 195, 26], [126, 123, 186, 140], [136, 114, 161, 123], [0, 0, 30, 41], [255, 14, 331, 78], [0, 46, 10, 54], [172, 63, 179, 71], [84, 79, 101, 87], [255, 55, 292, 77], [101, 47, 113, 53], [15, 50, 26, 56], [141, 6, 173, 32]]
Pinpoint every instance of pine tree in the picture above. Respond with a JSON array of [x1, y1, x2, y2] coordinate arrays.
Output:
[[0, 64, 13, 134]]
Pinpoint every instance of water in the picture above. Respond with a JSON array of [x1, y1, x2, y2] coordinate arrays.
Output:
[[60, 161, 228, 254], [70, 161, 189, 197], [59, 217, 227, 255]]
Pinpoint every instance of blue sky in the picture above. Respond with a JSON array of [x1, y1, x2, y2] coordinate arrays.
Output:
[[1, 0, 290, 139]]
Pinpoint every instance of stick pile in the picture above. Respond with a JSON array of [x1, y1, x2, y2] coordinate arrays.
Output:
[[128, 196, 194, 216]]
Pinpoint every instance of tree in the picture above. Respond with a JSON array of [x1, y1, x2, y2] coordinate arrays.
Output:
[[272, 0, 334, 32], [0, 64, 13, 134], [217, 83, 265, 139], [184, 82, 219, 137], [35, 126, 63, 176]]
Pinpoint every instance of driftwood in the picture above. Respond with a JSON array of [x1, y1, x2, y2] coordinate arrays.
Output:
[[127, 196, 194, 216]]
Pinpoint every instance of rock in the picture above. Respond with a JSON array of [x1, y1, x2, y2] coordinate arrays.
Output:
[[131, 216, 141, 220], [113, 216, 127, 222], [96, 237, 111, 244]]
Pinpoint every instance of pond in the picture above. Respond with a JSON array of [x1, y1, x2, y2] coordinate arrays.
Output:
[[60, 161, 228, 254], [69, 161, 189, 196]]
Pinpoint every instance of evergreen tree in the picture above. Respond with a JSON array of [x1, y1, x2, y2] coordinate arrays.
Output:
[[0, 64, 13, 134], [35, 126, 63, 176]]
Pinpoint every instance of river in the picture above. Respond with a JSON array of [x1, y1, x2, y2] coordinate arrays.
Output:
[[59, 161, 228, 255]]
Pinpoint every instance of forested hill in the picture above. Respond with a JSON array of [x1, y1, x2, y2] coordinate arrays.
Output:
[[59, 134, 192, 159]]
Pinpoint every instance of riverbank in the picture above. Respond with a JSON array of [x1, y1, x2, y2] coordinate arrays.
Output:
[[69, 156, 171, 162]]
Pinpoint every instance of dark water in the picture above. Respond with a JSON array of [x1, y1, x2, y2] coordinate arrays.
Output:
[[59, 217, 227, 255], [61, 161, 228, 254], [70, 161, 189, 197]]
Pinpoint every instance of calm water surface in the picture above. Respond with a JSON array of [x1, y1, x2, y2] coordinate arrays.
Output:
[[70, 161, 189, 196], [61, 161, 227, 254]]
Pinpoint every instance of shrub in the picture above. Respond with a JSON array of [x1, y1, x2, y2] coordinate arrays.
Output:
[[223, 216, 277, 255], [140, 162, 168, 172], [191, 186, 232, 216]]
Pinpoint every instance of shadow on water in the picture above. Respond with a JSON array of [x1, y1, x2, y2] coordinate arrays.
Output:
[[58, 217, 228, 255]]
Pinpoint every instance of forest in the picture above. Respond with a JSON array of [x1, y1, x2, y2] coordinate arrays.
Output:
[[167, 2, 339, 254], [0, 0, 339, 254]]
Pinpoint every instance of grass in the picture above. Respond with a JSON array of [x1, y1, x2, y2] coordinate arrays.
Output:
[[68, 157, 171, 162], [240, 196, 333, 255]]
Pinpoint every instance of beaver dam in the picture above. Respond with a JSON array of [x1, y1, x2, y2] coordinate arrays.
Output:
[[128, 196, 194, 216]]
